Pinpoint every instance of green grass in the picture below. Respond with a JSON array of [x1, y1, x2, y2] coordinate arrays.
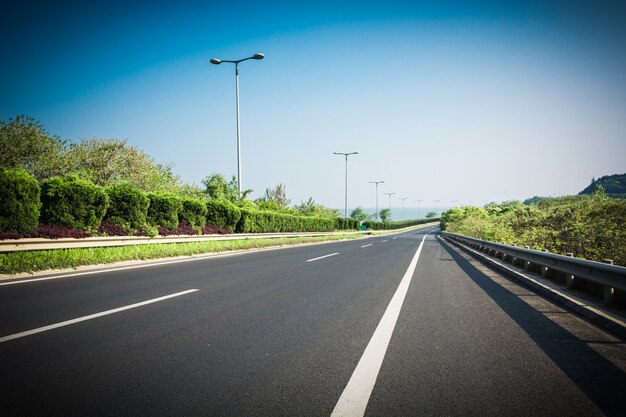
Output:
[[0, 234, 362, 275]]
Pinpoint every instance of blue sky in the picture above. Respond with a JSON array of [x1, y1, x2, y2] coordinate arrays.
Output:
[[2, 1, 625, 211]]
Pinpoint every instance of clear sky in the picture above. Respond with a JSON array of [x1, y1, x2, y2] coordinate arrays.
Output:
[[2, 0, 625, 210]]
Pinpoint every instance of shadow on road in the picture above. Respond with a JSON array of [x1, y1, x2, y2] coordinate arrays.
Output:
[[439, 238, 626, 417]]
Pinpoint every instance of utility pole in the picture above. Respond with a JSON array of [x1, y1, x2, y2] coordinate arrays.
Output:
[[415, 199, 423, 219]]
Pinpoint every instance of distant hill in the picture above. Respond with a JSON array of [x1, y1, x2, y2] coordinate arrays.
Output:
[[579, 173, 626, 199]]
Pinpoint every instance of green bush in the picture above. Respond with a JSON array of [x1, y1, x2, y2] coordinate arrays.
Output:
[[206, 199, 241, 232], [441, 196, 626, 265], [147, 193, 182, 230], [179, 197, 208, 228], [0, 168, 41, 233], [335, 218, 359, 230], [363, 218, 439, 230], [104, 183, 149, 228], [40, 175, 109, 230], [236, 209, 334, 233]]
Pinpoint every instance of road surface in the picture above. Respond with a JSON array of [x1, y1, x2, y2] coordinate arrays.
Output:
[[1, 225, 625, 416]]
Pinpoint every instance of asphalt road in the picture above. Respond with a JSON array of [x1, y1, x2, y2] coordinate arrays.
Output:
[[1, 226, 625, 416]]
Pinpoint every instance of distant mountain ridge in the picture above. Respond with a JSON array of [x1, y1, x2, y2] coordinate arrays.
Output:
[[579, 173, 626, 199]]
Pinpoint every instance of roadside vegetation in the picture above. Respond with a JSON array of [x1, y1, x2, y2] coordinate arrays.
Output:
[[440, 187, 626, 266], [0, 115, 360, 238]]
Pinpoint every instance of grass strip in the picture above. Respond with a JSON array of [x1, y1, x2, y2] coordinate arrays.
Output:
[[0, 234, 362, 275]]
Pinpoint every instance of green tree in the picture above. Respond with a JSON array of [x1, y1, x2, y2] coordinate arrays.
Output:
[[202, 173, 252, 203], [295, 197, 339, 218], [379, 208, 391, 222], [0, 115, 66, 180], [425, 211, 437, 219], [350, 206, 372, 222], [256, 183, 291, 208], [64, 138, 183, 192]]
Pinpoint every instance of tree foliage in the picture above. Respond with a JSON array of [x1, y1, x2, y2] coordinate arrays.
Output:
[[202, 173, 252, 204], [379, 208, 391, 222], [0, 168, 41, 233], [579, 173, 626, 199], [441, 195, 626, 266], [349, 206, 371, 223], [0, 115, 66, 180]]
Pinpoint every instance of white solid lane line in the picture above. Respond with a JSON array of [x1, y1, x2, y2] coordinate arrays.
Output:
[[307, 253, 340, 262], [331, 234, 429, 417], [0, 289, 199, 344], [361, 244, 373, 248], [381, 240, 388, 243]]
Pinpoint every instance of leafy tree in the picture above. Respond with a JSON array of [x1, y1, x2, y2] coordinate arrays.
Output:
[[294, 197, 339, 218], [0, 115, 66, 180], [379, 208, 391, 222], [350, 206, 372, 222], [63, 138, 183, 193], [202, 173, 252, 203], [425, 211, 437, 218], [256, 183, 291, 208]]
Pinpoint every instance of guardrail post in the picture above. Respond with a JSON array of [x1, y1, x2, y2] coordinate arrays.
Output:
[[524, 246, 531, 270], [565, 253, 575, 289], [602, 259, 615, 305], [541, 249, 549, 278]]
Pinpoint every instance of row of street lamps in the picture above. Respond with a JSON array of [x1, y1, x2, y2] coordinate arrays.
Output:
[[210, 52, 449, 219]]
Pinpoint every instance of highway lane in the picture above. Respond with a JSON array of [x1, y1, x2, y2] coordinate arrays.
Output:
[[1, 225, 625, 416]]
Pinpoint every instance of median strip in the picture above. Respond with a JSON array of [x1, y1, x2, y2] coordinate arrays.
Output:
[[331, 233, 429, 417], [0, 289, 199, 343]]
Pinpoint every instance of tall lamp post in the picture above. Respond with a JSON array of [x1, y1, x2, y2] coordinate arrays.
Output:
[[434, 199, 440, 216], [369, 180, 384, 221], [210, 52, 264, 195], [415, 199, 423, 219], [399, 197, 409, 221], [384, 192, 396, 211], [334, 152, 358, 218]]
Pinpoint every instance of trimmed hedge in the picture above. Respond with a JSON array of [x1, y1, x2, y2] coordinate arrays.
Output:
[[206, 199, 241, 232], [104, 183, 149, 228], [179, 197, 208, 228], [363, 218, 439, 230], [40, 175, 109, 230], [147, 193, 182, 230], [335, 218, 359, 230], [0, 168, 41, 233], [236, 209, 335, 233]]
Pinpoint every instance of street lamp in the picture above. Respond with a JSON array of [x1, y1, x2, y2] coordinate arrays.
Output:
[[399, 197, 408, 221], [369, 180, 384, 221], [334, 152, 358, 218], [434, 199, 440, 216], [415, 199, 423, 219], [384, 192, 396, 210], [210, 52, 264, 195]]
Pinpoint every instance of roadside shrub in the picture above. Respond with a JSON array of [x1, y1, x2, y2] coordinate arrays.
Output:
[[335, 218, 359, 230], [147, 193, 182, 230], [201, 224, 231, 235], [0, 224, 92, 240], [206, 199, 241, 232], [157, 220, 199, 236], [40, 175, 109, 230], [236, 209, 334, 233], [0, 167, 41, 233], [179, 197, 207, 228], [104, 183, 149, 228]]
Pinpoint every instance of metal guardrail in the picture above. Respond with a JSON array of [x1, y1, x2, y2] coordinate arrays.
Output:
[[441, 231, 626, 303], [0, 222, 440, 253], [0, 231, 365, 253]]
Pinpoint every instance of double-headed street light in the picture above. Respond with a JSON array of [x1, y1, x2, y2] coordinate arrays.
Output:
[[399, 197, 409, 221], [210, 53, 264, 195], [369, 180, 384, 221], [334, 152, 358, 218], [415, 199, 423, 219], [384, 192, 396, 210]]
